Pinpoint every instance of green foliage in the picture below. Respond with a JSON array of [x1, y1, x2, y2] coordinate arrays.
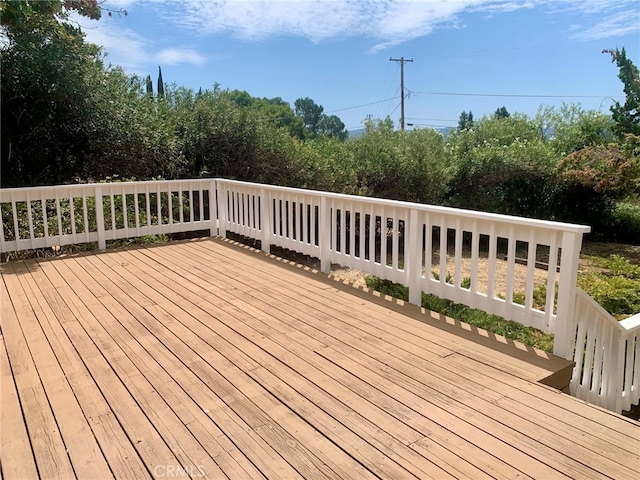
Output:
[[446, 113, 556, 216], [578, 254, 640, 319], [606, 202, 640, 242], [1, 0, 105, 185], [537, 103, 616, 156], [511, 283, 553, 311], [578, 272, 640, 319], [350, 123, 450, 203], [603, 48, 640, 138], [293, 97, 348, 140], [364, 276, 409, 300], [494, 106, 510, 119], [548, 142, 639, 232], [588, 254, 640, 280], [157, 66, 165, 97], [458, 110, 474, 130]]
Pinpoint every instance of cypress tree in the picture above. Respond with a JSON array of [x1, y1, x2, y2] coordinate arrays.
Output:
[[157, 66, 164, 97]]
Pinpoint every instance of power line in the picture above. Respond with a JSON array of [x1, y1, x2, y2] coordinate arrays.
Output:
[[388, 101, 402, 118], [406, 117, 457, 123], [325, 96, 400, 113], [426, 92, 623, 98], [376, 62, 399, 119]]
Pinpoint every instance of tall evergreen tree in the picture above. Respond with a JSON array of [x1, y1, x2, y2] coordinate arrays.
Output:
[[603, 47, 640, 137], [157, 65, 164, 97], [145, 75, 153, 95], [458, 111, 474, 130], [494, 106, 510, 119]]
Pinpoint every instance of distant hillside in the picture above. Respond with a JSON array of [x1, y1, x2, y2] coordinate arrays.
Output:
[[347, 126, 453, 138]]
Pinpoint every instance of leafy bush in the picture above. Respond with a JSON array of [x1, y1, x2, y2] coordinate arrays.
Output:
[[578, 272, 640, 318], [578, 254, 640, 319], [351, 120, 451, 204], [445, 114, 557, 216], [606, 202, 640, 243], [536, 104, 616, 156], [549, 143, 639, 234]]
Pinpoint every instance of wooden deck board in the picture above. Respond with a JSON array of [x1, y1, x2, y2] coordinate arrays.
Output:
[[1, 237, 638, 480]]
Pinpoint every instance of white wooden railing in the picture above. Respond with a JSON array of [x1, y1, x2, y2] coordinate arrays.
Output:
[[572, 289, 640, 412], [2, 179, 638, 413], [0, 180, 216, 251]]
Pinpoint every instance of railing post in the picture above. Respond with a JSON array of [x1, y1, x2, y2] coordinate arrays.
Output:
[[553, 231, 583, 359], [209, 180, 218, 236], [95, 184, 106, 250], [260, 188, 270, 253], [406, 208, 422, 306], [319, 196, 331, 274]]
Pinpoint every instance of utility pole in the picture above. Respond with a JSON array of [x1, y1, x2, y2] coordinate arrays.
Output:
[[389, 56, 413, 130]]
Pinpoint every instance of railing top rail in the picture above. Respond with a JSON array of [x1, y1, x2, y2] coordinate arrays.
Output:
[[619, 312, 640, 331], [0, 178, 212, 195], [0, 178, 591, 234], [218, 179, 591, 234]]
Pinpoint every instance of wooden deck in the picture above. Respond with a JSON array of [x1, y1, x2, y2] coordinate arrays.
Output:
[[1, 238, 638, 480]]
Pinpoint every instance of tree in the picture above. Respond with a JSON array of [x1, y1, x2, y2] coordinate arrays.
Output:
[[318, 115, 348, 141], [603, 47, 640, 137], [536, 104, 615, 156], [294, 97, 324, 135], [157, 65, 165, 97], [458, 111, 474, 130], [145, 75, 153, 95], [1, 0, 106, 185], [494, 106, 510, 119]]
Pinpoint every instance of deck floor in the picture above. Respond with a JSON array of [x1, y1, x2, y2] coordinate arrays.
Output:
[[1, 237, 638, 479]]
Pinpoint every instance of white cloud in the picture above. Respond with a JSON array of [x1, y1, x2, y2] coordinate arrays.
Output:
[[172, 0, 638, 51], [72, 10, 207, 73], [73, 0, 639, 71], [567, 8, 640, 41], [157, 48, 206, 65], [175, 0, 475, 44], [76, 17, 148, 71]]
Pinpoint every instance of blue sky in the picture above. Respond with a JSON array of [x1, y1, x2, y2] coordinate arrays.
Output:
[[77, 0, 640, 132]]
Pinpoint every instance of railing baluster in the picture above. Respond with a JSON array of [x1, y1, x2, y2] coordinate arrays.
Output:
[[41, 191, 49, 245], [55, 191, 62, 242], [438, 215, 447, 290], [26, 191, 35, 249], [95, 185, 105, 250], [453, 218, 462, 288], [504, 226, 516, 318], [82, 190, 89, 242], [134, 185, 140, 231], [469, 220, 479, 299], [486, 224, 497, 305], [524, 229, 537, 328]]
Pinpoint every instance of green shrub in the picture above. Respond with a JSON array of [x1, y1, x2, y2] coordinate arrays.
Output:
[[606, 202, 640, 243], [578, 271, 640, 319]]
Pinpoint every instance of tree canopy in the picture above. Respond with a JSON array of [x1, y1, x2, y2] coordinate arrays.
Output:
[[458, 111, 474, 130], [603, 47, 640, 137]]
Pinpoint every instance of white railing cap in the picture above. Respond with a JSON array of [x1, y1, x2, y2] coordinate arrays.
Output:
[[0, 178, 208, 193], [219, 179, 592, 234], [619, 312, 640, 331]]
